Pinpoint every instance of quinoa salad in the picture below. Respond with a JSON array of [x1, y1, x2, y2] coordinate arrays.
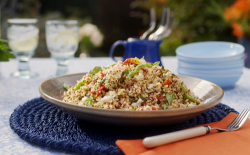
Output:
[[63, 57, 203, 111]]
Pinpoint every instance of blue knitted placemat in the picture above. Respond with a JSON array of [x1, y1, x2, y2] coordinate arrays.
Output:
[[9, 97, 237, 155]]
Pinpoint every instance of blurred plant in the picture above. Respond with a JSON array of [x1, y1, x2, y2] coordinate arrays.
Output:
[[131, 0, 236, 56], [0, 39, 14, 61], [224, 0, 250, 38], [78, 23, 104, 57]]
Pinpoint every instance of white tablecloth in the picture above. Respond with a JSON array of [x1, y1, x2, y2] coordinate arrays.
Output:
[[0, 57, 250, 154]]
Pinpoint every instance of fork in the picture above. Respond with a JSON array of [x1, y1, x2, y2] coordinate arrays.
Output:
[[148, 8, 170, 40], [143, 108, 250, 148], [140, 8, 156, 40], [153, 16, 174, 40]]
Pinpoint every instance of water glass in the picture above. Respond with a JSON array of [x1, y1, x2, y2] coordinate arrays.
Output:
[[45, 20, 78, 76], [7, 19, 39, 79]]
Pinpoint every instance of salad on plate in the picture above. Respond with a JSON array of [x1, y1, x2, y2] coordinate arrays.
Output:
[[63, 57, 203, 110]]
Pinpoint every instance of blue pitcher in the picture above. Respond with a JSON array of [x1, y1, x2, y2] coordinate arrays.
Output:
[[109, 39, 163, 65]]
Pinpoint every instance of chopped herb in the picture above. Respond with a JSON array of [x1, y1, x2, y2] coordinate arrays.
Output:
[[128, 63, 153, 79], [162, 104, 168, 110], [100, 77, 107, 85], [172, 74, 176, 77], [162, 75, 166, 78], [165, 92, 175, 105], [89, 66, 102, 75], [111, 85, 116, 88], [141, 96, 147, 100], [162, 70, 168, 73], [124, 69, 130, 75], [89, 70, 94, 75], [83, 96, 93, 106], [63, 83, 70, 91], [75, 80, 86, 90], [142, 82, 145, 84], [180, 85, 200, 105], [153, 61, 160, 66]]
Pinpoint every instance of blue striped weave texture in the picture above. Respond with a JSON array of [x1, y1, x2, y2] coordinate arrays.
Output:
[[9, 97, 237, 155]]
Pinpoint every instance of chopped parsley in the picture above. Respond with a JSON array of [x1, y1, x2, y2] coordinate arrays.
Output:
[[165, 92, 175, 105], [63, 83, 70, 91], [83, 96, 94, 106], [75, 80, 86, 91]]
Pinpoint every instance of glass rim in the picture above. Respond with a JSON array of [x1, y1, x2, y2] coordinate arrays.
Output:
[[46, 20, 78, 25], [8, 18, 38, 24]]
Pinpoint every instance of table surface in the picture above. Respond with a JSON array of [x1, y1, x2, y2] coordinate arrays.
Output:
[[1, 56, 250, 154]]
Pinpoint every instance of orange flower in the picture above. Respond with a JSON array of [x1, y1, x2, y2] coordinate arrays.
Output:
[[224, 6, 242, 21], [232, 22, 244, 37], [234, 0, 250, 12], [223, 0, 250, 38]]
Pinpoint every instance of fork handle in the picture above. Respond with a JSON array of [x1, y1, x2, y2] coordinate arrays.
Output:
[[143, 126, 211, 148]]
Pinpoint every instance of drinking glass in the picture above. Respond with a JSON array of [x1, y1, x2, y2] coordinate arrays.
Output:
[[45, 20, 78, 76], [7, 19, 39, 79]]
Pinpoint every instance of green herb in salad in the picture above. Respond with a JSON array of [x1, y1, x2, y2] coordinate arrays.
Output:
[[100, 77, 107, 85], [153, 61, 160, 66], [166, 92, 175, 105], [141, 96, 147, 101], [89, 66, 102, 75], [83, 96, 94, 106], [124, 69, 130, 75], [180, 85, 200, 105], [162, 69, 168, 73], [75, 80, 86, 91], [128, 63, 153, 79], [63, 83, 70, 91], [162, 103, 168, 110]]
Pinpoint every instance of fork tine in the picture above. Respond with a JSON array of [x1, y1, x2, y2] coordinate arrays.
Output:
[[227, 108, 250, 129], [237, 108, 250, 127], [140, 8, 156, 39], [228, 109, 248, 127], [227, 108, 248, 128]]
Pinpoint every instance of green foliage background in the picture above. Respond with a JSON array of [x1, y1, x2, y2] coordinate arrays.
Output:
[[132, 0, 236, 56], [1, 0, 237, 57], [0, 39, 14, 61]]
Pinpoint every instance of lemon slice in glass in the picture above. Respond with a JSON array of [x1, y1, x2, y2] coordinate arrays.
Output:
[[9, 35, 38, 52], [54, 30, 78, 44]]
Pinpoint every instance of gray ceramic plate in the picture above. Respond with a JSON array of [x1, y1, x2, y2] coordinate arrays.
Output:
[[39, 73, 224, 126]]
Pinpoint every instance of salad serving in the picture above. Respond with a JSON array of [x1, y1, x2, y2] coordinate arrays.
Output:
[[63, 57, 203, 110]]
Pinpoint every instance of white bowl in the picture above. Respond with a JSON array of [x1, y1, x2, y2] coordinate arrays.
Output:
[[178, 57, 244, 70], [177, 67, 244, 76], [178, 69, 243, 88], [176, 41, 245, 63]]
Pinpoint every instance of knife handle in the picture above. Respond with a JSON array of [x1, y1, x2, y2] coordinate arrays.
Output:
[[142, 126, 211, 148]]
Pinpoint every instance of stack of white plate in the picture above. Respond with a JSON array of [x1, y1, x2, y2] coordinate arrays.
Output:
[[176, 41, 245, 88]]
